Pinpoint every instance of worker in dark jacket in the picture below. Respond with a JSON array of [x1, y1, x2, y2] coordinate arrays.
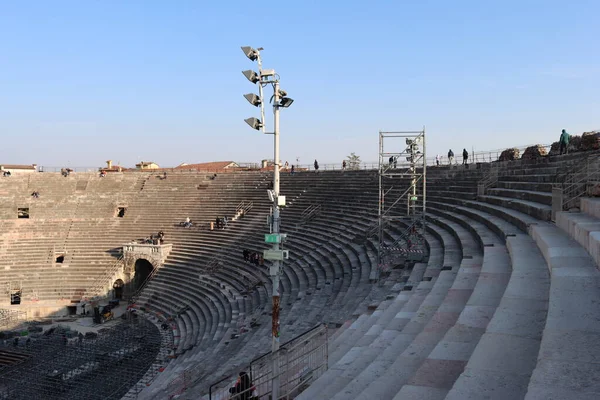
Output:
[[229, 371, 253, 400]]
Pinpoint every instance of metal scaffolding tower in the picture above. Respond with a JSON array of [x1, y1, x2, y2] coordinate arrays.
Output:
[[376, 129, 427, 280]]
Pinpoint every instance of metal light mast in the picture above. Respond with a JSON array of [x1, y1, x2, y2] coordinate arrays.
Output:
[[241, 46, 294, 399]]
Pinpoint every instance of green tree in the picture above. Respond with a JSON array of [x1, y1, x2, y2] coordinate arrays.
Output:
[[346, 152, 361, 170]]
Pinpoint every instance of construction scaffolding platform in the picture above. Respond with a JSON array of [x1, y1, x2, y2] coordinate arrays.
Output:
[[375, 129, 428, 280]]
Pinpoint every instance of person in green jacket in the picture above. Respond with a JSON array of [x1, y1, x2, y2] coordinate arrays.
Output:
[[559, 129, 570, 155]]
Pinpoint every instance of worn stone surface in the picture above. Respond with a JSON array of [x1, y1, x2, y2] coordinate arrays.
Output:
[[407, 358, 468, 389], [498, 147, 520, 161], [568, 134, 582, 152], [581, 131, 600, 151], [522, 144, 548, 160], [393, 385, 448, 400], [446, 369, 532, 400]]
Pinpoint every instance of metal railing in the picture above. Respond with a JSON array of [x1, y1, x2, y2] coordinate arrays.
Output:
[[429, 143, 553, 167], [236, 201, 254, 218], [478, 162, 501, 195], [476, 146, 553, 195], [560, 153, 600, 210], [289, 162, 379, 171], [35, 144, 558, 176], [296, 204, 321, 228], [208, 324, 328, 400]]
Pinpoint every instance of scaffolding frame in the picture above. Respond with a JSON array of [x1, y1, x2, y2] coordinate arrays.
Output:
[[207, 324, 328, 400], [0, 317, 162, 400], [0, 308, 27, 329], [376, 129, 427, 280]]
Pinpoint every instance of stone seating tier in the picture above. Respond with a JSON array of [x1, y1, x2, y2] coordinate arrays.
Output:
[[124, 170, 397, 397], [300, 216, 470, 400], [2, 154, 600, 400]]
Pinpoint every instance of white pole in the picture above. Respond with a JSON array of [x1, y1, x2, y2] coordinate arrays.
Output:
[[271, 80, 281, 399]]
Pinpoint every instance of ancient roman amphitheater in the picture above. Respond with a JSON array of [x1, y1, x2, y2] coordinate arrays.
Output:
[[1, 148, 600, 400]]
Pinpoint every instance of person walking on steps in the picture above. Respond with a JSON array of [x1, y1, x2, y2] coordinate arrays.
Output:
[[229, 370, 253, 400], [448, 149, 454, 165], [462, 148, 469, 165], [435, 154, 440, 166], [559, 129, 570, 155], [314, 159, 319, 172], [342, 160, 346, 171]]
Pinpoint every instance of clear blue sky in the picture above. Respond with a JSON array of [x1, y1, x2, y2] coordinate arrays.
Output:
[[1, 0, 598, 168]]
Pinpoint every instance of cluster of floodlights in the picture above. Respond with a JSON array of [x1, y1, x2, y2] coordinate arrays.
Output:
[[406, 137, 423, 162], [241, 46, 294, 131]]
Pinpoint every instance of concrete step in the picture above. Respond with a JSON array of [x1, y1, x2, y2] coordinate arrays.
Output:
[[526, 223, 600, 399], [317, 224, 461, 400], [487, 188, 552, 206], [581, 197, 600, 219], [445, 234, 550, 400], [496, 180, 554, 193], [338, 219, 481, 400], [478, 195, 552, 221], [556, 210, 600, 267], [306, 264, 429, 399], [398, 216, 511, 399]]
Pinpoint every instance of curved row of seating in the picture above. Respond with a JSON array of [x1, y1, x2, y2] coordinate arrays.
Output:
[[296, 154, 600, 399], [4, 154, 599, 399], [299, 211, 463, 398], [0, 173, 146, 305], [0, 169, 383, 398], [136, 171, 399, 399], [415, 157, 597, 398]]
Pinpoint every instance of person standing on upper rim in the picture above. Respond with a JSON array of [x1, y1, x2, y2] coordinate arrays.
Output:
[[559, 129, 570, 155]]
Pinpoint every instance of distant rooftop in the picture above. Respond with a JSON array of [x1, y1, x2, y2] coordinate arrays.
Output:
[[175, 161, 239, 170], [0, 164, 37, 170]]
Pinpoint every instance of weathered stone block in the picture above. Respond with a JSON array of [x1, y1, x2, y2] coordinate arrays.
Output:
[[498, 148, 520, 162], [581, 131, 600, 151], [521, 145, 548, 160]]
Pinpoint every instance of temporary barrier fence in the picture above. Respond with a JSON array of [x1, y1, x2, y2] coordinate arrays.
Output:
[[208, 324, 328, 400]]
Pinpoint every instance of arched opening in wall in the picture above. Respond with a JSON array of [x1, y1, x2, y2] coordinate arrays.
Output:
[[10, 282, 21, 305], [116, 207, 126, 218], [55, 255, 65, 264], [113, 279, 125, 299], [134, 259, 154, 292], [10, 290, 21, 305]]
